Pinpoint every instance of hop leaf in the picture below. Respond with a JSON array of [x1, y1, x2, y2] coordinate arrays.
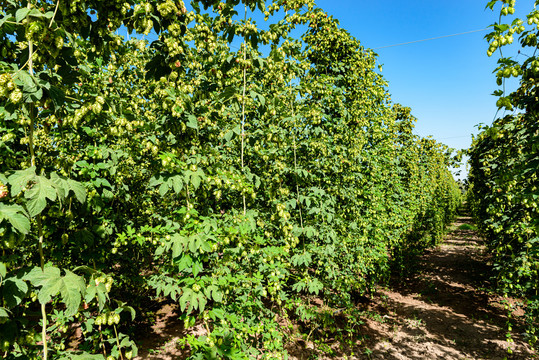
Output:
[[24, 266, 86, 317], [0, 204, 30, 234]]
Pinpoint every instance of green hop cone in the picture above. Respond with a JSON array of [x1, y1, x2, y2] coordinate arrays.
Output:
[[55, 36, 64, 49], [0, 73, 10, 86], [9, 88, 22, 104]]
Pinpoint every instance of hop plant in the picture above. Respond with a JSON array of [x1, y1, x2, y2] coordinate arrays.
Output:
[[54, 36, 64, 49], [9, 88, 23, 104], [0, 73, 11, 86], [157, 1, 177, 17]]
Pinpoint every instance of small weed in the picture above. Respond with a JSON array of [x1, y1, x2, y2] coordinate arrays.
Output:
[[458, 223, 477, 231], [405, 316, 423, 329], [364, 347, 373, 358]]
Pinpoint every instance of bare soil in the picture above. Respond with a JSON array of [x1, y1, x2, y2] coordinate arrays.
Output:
[[133, 216, 538, 359], [343, 216, 537, 360]]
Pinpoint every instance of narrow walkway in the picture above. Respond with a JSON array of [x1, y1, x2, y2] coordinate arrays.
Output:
[[362, 216, 536, 360]]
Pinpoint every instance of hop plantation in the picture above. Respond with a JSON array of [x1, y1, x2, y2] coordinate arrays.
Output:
[[468, 0, 539, 349], [0, 0, 462, 359]]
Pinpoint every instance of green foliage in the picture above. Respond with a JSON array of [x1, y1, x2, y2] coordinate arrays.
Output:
[[0, 0, 461, 358], [468, 0, 539, 348], [24, 266, 85, 317], [0, 203, 30, 234]]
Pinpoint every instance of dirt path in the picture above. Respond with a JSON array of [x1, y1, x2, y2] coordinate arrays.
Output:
[[357, 216, 536, 360]]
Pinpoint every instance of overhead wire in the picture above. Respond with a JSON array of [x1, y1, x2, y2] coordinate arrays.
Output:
[[373, 28, 490, 50], [370, 27, 494, 148]]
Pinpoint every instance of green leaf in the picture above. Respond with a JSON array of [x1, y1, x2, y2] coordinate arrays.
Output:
[[7, 167, 36, 197], [171, 175, 183, 194], [148, 176, 164, 187], [212, 289, 223, 302], [494, 24, 510, 32], [49, 172, 68, 199], [179, 288, 192, 312], [58, 353, 106, 360], [197, 294, 207, 312], [189, 291, 198, 312], [95, 283, 108, 311], [307, 278, 323, 295], [171, 234, 187, 258], [208, 307, 225, 320], [16, 71, 36, 91], [49, 173, 86, 203], [0, 15, 14, 28], [159, 182, 169, 196], [3, 276, 28, 308], [84, 282, 97, 304], [25, 175, 57, 217], [191, 174, 201, 190], [0, 307, 10, 320], [200, 240, 212, 253], [188, 235, 199, 253], [177, 254, 193, 272], [15, 8, 31, 23], [49, 85, 65, 108], [28, 9, 54, 19], [0, 204, 30, 234], [220, 86, 236, 101], [224, 130, 234, 142], [24, 266, 61, 303], [24, 266, 85, 316], [192, 261, 203, 277], [187, 115, 198, 129], [292, 281, 306, 293], [0, 262, 6, 278], [24, 86, 43, 102], [120, 305, 136, 321], [67, 179, 87, 203], [60, 271, 86, 316], [291, 252, 312, 267]]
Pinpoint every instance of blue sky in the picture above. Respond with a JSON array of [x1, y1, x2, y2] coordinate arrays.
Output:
[[311, 0, 533, 179]]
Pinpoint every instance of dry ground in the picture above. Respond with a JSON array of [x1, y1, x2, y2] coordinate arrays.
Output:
[[343, 216, 536, 360]]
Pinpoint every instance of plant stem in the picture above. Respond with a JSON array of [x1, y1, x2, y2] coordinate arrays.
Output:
[[113, 324, 125, 360], [241, 5, 247, 216], [291, 100, 303, 230], [49, 1, 60, 28], [27, 9, 48, 359], [99, 325, 107, 356]]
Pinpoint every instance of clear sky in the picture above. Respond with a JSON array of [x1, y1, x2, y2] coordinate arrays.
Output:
[[310, 0, 532, 179]]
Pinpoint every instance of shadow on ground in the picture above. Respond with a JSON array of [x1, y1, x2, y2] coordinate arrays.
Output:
[[352, 216, 536, 360]]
